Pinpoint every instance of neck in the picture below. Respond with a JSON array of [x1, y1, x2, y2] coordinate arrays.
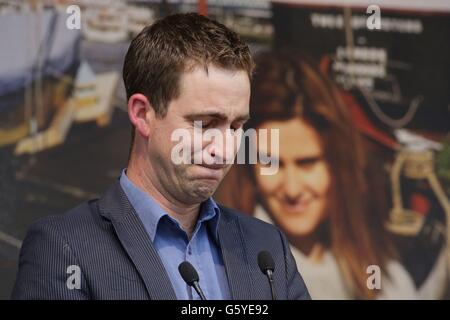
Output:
[[260, 204, 327, 263], [287, 230, 326, 263], [127, 154, 200, 238]]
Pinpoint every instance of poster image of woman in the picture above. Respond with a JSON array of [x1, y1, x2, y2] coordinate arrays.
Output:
[[216, 50, 449, 299]]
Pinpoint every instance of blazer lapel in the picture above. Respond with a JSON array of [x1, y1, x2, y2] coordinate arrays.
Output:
[[98, 181, 177, 300], [218, 206, 253, 300]]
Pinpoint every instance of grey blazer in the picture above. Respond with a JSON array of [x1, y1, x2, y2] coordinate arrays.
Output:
[[11, 181, 311, 300]]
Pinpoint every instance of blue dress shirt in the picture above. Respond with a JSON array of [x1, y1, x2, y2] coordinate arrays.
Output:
[[119, 170, 231, 300]]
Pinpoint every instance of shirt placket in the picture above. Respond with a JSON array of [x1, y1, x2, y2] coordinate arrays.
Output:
[[185, 223, 203, 300]]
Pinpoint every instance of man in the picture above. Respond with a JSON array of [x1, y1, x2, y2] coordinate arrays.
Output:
[[12, 13, 310, 300]]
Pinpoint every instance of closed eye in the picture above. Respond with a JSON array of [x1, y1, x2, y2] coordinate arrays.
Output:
[[191, 117, 219, 129], [295, 156, 323, 167]]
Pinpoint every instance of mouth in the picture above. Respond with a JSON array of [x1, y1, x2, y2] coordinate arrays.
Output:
[[192, 164, 227, 181], [279, 198, 314, 215], [198, 163, 228, 170]]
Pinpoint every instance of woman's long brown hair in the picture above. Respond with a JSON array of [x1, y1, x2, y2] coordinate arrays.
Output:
[[216, 50, 393, 299]]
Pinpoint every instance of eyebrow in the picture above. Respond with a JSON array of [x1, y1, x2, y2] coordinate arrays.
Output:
[[295, 155, 324, 164], [184, 111, 250, 122]]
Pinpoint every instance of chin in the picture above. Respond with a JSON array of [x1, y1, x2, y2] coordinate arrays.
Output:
[[271, 210, 322, 237], [190, 181, 217, 200], [285, 225, 318, 237]]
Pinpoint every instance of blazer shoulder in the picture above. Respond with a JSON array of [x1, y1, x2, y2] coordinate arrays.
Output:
[[27, 198, 101, 241], [13, 202, 95, 300]]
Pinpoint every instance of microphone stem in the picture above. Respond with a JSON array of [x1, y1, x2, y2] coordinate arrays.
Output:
[[193, 282, 207, 300], [266, 270, 277, 300]]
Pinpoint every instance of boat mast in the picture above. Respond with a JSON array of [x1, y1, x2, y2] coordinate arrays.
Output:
[[31, 0, 45, 136]]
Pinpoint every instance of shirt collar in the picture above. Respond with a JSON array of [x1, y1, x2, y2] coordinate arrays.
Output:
[[119, 169, 221, 242]]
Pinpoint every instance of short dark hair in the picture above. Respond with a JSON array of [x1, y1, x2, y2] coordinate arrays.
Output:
[[123, 12, 254, 116]]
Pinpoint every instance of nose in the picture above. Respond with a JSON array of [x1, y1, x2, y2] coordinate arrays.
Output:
[[283, 165, 303, 200], [204, 130, 236, 165]]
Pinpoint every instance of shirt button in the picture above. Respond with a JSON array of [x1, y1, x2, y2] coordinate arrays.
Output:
[[187, 247, 192, 255]]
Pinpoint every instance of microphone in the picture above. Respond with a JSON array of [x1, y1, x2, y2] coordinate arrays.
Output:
[[257, 251, 277, 300], [178, 261, 207, 300]]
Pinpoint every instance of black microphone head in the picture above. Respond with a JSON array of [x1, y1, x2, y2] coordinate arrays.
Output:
[[178, 261, 199, 286], [258, 251, 275, 274]]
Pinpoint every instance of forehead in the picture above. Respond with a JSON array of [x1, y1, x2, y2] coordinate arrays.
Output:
[[257, 118, 323, 158], [174, 65, 250, 115]]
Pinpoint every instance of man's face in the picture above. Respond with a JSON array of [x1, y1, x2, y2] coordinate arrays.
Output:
[[147, 65, 250, 205]]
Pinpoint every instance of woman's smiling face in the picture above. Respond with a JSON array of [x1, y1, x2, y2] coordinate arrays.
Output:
[[254, 118, 331, 237]]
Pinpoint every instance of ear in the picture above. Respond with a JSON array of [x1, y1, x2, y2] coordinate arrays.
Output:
[[127, 93, 155, 139]]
